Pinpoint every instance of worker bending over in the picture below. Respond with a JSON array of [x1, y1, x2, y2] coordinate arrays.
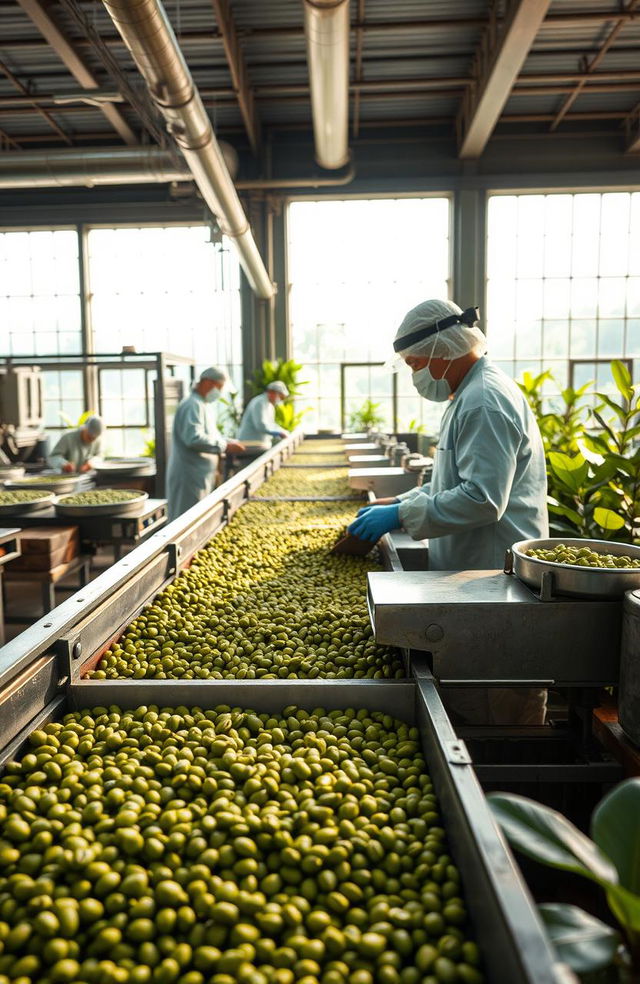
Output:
[[237, 381, 290, 448], [167, 367, 244, 521], [348, 299, 549, 726], [48, 415, 103, 474]]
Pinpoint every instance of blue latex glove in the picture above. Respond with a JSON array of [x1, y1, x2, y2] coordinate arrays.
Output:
[[348, 503, 400, 542], [356, 506, 373, 518]]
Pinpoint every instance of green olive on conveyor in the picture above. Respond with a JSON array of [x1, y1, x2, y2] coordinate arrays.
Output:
[[526, 543, 640, 569], [0, 704, 484, 984], [61, 490, 144, 506], [254, 467, 352, 499], [89, 501, 402, 681]]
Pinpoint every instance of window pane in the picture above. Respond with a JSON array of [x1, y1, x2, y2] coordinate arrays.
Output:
[[288, 197, 451, 432]]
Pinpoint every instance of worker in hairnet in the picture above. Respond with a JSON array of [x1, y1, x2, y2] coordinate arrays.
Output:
[[348, 299, 549, 727], [237, 381, 290, 449], [166, 367, 245, 521], [48, 415, 104, 474]]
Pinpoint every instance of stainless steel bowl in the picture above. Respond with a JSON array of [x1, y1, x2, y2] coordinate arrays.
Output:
[[512, 537, 640, 599], [54, 490, 148, 518], [0, 491, 55, 515], [5, 474, 85, 494]]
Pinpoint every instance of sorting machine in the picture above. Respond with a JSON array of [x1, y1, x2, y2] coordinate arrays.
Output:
[[0, 431, 576, 984]]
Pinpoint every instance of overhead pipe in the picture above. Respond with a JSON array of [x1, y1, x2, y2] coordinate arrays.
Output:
[[101, 0, 275, 299], [304, 0, 350, 169], [0, 147, 190, 188]]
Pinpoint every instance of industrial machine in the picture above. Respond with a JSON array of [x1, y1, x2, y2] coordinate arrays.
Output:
[[0, 431, 574, 984], [347, 433, 433, 497], [0, 366, 46, 468]]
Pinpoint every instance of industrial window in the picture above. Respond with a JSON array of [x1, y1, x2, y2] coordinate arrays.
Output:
[[288, 197, 451, 435], [486, 192, 640, 391], [0, 228, 83, 443], [86, 224, 242, 455]]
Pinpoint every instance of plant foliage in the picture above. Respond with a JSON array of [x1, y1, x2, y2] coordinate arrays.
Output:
[[348, 398, 385, 432], [518, 361, 640, 542], [246, 359, 309, 433], [489, 780, 640, 974]]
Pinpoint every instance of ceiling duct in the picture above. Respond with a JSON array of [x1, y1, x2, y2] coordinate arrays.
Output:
[[101, 0, 274, 299], [304, 0, 350, 169]]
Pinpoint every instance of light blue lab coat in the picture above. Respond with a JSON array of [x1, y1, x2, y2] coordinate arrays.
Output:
[[237, 392, 287, 448], [48, 428, 102, 471], [166, 390, 227, 521], [398, 357, 548, 571]]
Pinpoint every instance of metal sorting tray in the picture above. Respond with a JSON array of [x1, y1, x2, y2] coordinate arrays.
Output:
[[0, 678, 569, 984], [54, 489, 149, 518], [0, 491, 55, 515], [94, 458, 155, 477], [0, 466, 25, 483], [512, 537, 640, 599], [5, 475, 85, 494]]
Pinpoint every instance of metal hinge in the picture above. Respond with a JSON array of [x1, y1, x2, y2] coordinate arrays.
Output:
[[445, 739, 472, 765], [167, 542, 182, 575]]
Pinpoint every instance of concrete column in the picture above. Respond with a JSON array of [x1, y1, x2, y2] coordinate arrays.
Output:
[[452, 188, 487, 326]]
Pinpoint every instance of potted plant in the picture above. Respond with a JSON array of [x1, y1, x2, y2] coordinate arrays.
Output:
[[489, 780, 640, 981]]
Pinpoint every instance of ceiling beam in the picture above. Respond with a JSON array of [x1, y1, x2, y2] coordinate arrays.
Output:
[[457, 0, 553, 159], [209, 0, 260, 154], [549, 0, 640, 131], [0, 58, 72, 145], [15, 0, 136, 144]]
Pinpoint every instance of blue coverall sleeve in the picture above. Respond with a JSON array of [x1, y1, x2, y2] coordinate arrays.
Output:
[[399, 407, 520, 540], [178, 400, 224, 454]]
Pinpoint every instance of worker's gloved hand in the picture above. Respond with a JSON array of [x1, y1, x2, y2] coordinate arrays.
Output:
[[62, 462, 75, 474], [356, 506, 373, 518], [79, 463, 92, 473], [348, 503, 400, 542]]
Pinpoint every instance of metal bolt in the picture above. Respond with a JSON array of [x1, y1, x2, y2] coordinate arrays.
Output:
[[425, 623, 444, 642], [72, 642, 82, 660]]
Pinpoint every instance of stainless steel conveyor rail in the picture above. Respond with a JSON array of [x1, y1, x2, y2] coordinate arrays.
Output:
[[0, 432, 576, 984]]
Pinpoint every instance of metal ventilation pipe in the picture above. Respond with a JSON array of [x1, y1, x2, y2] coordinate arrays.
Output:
[[101, 0, 275, 299], [304, 0, 350, 169], [0, 147, 190, 188]]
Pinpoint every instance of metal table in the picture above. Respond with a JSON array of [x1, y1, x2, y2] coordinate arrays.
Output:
[[0, 498, 168, 561], [0, 528, 21, 645]]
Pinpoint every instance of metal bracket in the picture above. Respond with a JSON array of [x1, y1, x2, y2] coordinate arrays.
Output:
[[445, 739, 472, 765], [55, 637, 83, 684], [503, 548, 514, 575], [539, 570, 556, 602], [166, 542, 182, 576]]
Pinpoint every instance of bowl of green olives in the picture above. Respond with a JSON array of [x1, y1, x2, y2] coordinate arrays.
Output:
[[511, 537, 640, 598], [55, 489, 148, 517]]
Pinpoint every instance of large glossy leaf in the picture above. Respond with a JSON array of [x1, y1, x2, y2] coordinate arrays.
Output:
[[577, 438, 605, 466], [611, 360, 633, 401], [592, 780, 640, 896], [598, 393, 630, 423], [538, 903, 620, 973], [548, 502, 583, 527], [594, 507, 626, 532], [488, 793, 619, 887], [548, 452, 590, 493]]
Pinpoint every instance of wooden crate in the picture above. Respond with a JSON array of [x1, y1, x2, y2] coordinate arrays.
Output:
[[10, 526, 79, 572]]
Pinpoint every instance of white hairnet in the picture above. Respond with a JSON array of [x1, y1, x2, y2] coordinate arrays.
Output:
[[387, 299, 486, 370], [83, 415, 103, 437], [199, 366, 226, 384], [267, 381, 289, 398]]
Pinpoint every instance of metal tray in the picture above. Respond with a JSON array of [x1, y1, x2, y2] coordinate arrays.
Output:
[[0, 466, 25, 483], [512, 537, 640, 598], [54, 489, 149, 518], [4, 474, 85, 494], [0, 491, 55, 515], [94, 458, 155, 477]]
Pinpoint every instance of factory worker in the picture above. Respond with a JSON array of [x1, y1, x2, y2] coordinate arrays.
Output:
[[166, 367, 245, 521], [48, 415, 103, 474], [237, 381, 290, 448], [348, 299, 549, 727]]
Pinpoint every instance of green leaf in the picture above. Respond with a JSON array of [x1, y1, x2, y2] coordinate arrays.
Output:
[[548, 452, 590, 493], [577, 438, 605, 466], [582, 433, 613, 457], [611, 360, 633, 401], [594, 507, 626, 532], [592, 780, 640, 896], [538, 903, 620, 974], [488, 792, 619, 887], [548, 503, 583, 527]]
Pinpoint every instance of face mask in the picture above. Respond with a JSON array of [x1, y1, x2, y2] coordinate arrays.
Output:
[[204, 389, 221, 404], [412, 365, 451, 402]]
